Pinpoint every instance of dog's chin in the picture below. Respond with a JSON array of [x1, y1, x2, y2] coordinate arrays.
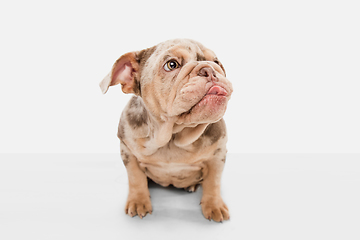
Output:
[[176, 86, 229, 125]]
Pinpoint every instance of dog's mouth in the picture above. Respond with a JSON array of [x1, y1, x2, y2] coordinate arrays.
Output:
[[179, 85, 228, 117], [206, 85, 228, 97]]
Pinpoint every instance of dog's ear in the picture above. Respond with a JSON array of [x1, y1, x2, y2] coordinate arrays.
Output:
[[100, 52, 140, 94], [100, 46, 156, 95]]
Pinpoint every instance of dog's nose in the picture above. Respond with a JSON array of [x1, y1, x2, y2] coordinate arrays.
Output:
[[198, 67, 216, 79]]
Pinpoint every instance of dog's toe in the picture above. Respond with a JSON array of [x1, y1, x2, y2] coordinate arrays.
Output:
[[201, 196, 229, 222], [185, 184, 200, 193], [125, 194, 152, 218]]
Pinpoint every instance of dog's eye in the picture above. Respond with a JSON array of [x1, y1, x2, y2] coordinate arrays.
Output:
[[164, 60, 180, 71]]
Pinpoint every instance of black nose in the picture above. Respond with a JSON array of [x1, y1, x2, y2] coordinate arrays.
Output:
[[198, 67, 216, 78]]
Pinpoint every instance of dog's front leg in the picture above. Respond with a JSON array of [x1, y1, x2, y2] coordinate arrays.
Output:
[[121, 144, 152, 219], [200, 158, 230, 222]]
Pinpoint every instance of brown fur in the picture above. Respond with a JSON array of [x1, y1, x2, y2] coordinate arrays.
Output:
[[100, 39, 233, 222]]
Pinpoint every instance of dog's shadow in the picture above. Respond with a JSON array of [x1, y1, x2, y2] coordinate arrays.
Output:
[[146, 179, 207, 223]]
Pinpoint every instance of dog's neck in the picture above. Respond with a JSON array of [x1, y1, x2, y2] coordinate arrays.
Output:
[[142, 111, 209, 153], [173, 123, 209, 147]]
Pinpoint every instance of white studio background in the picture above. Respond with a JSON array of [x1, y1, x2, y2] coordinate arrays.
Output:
[[0, 0, 359, 154]]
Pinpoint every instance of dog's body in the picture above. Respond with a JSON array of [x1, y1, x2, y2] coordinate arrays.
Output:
[[100, 39, 233, 222]]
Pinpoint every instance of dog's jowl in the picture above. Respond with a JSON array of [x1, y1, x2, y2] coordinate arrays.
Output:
[[100, 39, 233, 222]]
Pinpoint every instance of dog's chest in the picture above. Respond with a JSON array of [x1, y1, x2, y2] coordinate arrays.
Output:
[[136, 142, 212, 188]]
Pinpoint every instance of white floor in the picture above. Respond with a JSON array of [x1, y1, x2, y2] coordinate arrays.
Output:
[[0, 154, 359, 240]]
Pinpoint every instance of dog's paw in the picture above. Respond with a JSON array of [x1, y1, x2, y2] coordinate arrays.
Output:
[[185, 184, 200, 193], [125, 194, 152, 219], [200, 196, 230, 222]]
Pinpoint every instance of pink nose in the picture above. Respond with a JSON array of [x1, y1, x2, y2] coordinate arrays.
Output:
[[198, 67, 216, 79]]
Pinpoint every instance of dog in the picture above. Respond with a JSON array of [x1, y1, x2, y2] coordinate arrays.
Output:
[[100, 39, 233, 222]]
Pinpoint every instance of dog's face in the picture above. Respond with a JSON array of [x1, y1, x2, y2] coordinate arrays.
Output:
[[100, 39, 233, 125]]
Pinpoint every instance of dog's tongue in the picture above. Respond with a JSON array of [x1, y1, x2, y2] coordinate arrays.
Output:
[[207, 86, 228, 96]]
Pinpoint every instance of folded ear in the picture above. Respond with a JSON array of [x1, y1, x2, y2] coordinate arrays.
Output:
[[99, 52, 140, 94]]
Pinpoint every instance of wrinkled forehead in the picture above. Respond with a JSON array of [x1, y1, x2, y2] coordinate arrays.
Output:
[[151, 39, 217, 64]]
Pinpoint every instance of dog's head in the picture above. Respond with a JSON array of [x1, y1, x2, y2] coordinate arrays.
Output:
[[100, 39, 233, 125]]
